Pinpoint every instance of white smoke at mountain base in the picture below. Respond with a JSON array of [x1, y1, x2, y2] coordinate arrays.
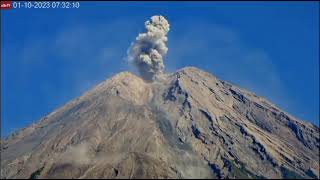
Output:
[[61, 143, 91, 165], [127, 15, 170, 81]]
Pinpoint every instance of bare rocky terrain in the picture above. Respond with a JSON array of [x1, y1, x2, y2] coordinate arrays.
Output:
[[1, 67, 319, 179]]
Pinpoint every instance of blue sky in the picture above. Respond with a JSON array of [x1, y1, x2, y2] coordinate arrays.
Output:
[[1, 2, 319, 137]]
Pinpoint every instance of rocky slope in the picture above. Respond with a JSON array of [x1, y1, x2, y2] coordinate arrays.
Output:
[[1, 67, 319, 179]]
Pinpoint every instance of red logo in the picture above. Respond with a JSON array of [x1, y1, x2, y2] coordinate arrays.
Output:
[[1, 1, 12, 10]]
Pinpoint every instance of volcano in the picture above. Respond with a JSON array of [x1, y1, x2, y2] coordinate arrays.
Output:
[[1, 67, 319, 179]]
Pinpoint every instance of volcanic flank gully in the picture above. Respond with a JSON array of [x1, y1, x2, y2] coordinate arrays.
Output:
[[1, 67, 319, 179]]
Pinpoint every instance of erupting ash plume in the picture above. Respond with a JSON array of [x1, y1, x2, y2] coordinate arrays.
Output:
[[127, 15, 170, 81]]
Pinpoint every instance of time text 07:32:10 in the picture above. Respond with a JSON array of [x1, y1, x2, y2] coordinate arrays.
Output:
[[13, 1, 80, 9]]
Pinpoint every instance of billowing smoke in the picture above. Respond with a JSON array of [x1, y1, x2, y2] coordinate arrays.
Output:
[[127, 15, 170, 81]]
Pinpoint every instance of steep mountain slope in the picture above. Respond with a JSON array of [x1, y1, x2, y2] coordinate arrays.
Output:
[[1, 67, 319, 179]]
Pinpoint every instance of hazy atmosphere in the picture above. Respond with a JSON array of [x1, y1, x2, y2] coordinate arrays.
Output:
[[1, 2, 319, 137]]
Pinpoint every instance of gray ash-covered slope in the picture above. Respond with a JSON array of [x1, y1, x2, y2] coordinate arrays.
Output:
[[1, 67, 319, 179]]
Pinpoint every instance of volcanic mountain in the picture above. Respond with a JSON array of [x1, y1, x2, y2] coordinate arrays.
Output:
[[1, 67, 319, 179]]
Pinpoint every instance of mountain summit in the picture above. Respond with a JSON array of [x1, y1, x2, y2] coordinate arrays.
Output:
[[1, 67, 319, 179]]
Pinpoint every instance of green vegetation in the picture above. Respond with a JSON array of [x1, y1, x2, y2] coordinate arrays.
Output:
[[305, 169, 318, 179], [28, 166, 44, 179], [280, 166, 304, 179], [230, 161, 266, 179]]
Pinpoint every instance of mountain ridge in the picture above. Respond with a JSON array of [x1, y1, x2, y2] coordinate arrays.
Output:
[[1, 67, 319, 179]]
